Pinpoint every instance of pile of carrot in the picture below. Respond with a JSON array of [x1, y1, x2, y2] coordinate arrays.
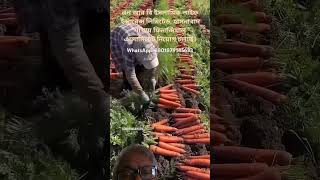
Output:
[[154, 84, 183, 109], [212, 0, 293, 179], [177, 155, 210, 180]]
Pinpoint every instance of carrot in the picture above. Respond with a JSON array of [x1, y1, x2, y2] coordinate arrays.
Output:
[[182, 133, 209, 139], [186, 129, 205, 135], [0, 7, 14, 14], [177, 120, 200, 129], [183, 84, 199, 90], [212, 130, 231, 145], [149, 145, 182, 157], [0, 17, 17, 26], [185, 171, 210, 180], [168, 143, 185, 149], [158, 142, 186, 154], [178, 74, 195, 79], [227, 79, 288, 104], [172, 113, 195, 118], [214, 57, 265, 71], [160, 94, 180, 101], [175, 79, 196, 84], [184, 159, 210, 167], [212, 124, 227, 133], [189, 155, 210, 159], [157, 98, 181, 108], [158, 136, 184, 143], [152, 132, 171, 137], [175, 124, 204, 135], [181, 86, 201, 95], [152, 119, 169, 126], [176, 108, 201, 114], [177, 165, 208, 173], [184, 138, 210, 144], [212, 146, 292, 166], [173, 115, 198, 127], [226, 72, 281, 87], [212, 163, 268, 178], [152, 124, 178, 133], [157, 103, 175, 109], [215, 40, 274, 58], [0, 13, 15, 19], [160, 84, 173, 90], [235, 167, 281, 180], [159, 89, 177, 94]]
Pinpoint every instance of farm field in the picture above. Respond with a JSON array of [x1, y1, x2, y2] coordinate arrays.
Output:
[[110, 0, 210, 179]]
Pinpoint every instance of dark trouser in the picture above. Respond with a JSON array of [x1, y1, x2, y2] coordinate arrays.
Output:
[[38, 9, 109, 177]]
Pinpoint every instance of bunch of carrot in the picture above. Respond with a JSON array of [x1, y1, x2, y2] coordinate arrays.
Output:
[[212, 1, 293, 179], [175, 51, 201, 95], [177, 155, 210, 180], [155, 84, 182, 109]]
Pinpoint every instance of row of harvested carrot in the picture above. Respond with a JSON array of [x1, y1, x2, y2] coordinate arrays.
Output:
[[0, 7, 17, 26], [213, 0, 291, 180]]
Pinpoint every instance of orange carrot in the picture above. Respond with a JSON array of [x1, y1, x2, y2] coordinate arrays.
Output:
[[160, 94, 180, 101], [189, 155, 210, 159], [184, 159, 210, 167], [177, 120, 200, 129], [173, 115, 198, 127], [152, 132, 171, 137], [168, 143, 185, 149], [183, 84, 199, 90], [158, 136, 184, 143], [160, 84, 173, 90], [176, 108, 201, 114], [181, 86, 201, 95], [172, 113, 195, 118], [150, 145, 182, 157], [176, 79, 196, 84], [182, 133, 209, 139], [175, 124, 204, 135], [184, 138, 210, 144], [177, 165, 208, 173], [227, 79, 288, 104], [186, 129, 205, 135], [152, 119, 169, 126], [226, 72, 281, 87], [157, 103, 175, 109], [158, 98, 181, 108], [158, 142, 186, 154], [159, 89, 177, 94], [152, 124, 178, 133], [185, 171, 210, 180]]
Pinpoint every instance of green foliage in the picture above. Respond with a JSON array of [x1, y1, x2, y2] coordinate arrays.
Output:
[[0, 108, 79, 180]]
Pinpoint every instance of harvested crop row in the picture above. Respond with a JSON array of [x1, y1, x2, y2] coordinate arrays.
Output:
[[213, 0, 292, 179]]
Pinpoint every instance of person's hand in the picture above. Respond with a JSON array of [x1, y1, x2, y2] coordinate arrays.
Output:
[[150, 78, 157, 92], [140, 91, 150, 103]]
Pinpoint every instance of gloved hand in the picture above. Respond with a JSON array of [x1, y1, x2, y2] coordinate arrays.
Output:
[[150, 78, 157, 92], [140, 91, 150, 103]]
